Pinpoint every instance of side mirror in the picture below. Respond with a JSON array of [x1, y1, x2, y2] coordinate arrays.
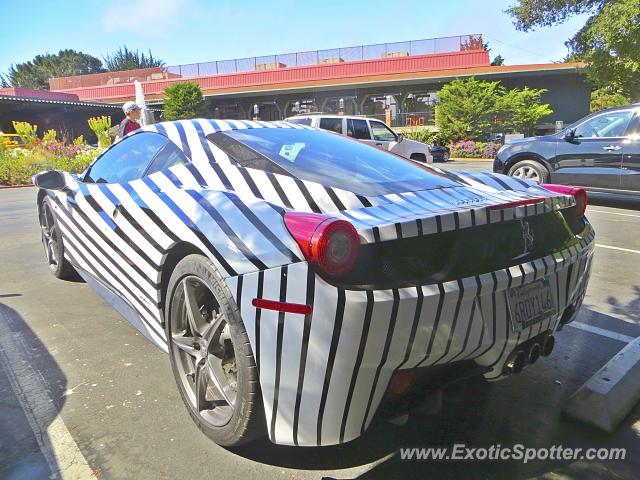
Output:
[[396, 133, 404, 143], [33, 170, 68, 191], [563, 129, 575, 142]]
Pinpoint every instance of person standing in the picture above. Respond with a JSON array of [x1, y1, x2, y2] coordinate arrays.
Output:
[[116, 102, 142, 140]]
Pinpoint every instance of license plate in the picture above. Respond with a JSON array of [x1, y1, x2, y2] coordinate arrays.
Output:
[[507, 278, 556, 333]]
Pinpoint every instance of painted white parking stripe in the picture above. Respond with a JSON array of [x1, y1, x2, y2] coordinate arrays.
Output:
[[588, 209, 640, 219], [0, 311, 94, 479], [568, 321, 636, 343], [596, 244, 640, 255]]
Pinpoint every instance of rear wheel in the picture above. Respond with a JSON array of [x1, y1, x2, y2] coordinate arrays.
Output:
[[165, 255, 264, 446], [39, 198, 76, 279], [508, 159, 549, 184], [410, 153, 427, 163]]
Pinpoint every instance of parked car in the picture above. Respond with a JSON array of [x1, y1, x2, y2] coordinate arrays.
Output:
[[33, 119, 593, 448], [285, 114, 433, 163], [494, 104, 640, 195], [429, 145, 450, 162], [0, 133, 28, 148]]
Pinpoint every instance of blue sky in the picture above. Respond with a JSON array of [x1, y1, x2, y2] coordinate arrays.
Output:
[[0, 0, 589, 75]]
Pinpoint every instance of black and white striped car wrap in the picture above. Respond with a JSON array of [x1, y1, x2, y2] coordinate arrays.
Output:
[[42, 119, 594, 446]]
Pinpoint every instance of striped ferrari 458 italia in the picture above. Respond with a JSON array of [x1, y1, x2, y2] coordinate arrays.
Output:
[[33, 119, 594, 447]]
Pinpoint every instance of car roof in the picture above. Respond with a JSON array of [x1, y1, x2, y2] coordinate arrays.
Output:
[[286, 114, 374, 121]]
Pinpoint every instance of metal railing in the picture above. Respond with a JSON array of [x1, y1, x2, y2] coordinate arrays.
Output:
[[167, 34, 482, 77], [49, 34, 483, 89]]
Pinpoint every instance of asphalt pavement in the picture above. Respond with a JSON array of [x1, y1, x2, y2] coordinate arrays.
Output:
[[1, 161, 640, 479]]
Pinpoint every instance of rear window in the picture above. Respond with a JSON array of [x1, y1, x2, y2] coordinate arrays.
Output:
[[286, 117, 312, 126], [206, 128, 459, 196]]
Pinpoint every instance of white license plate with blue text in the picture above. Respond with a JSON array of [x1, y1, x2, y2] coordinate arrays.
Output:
[[507, 278, 556, 333]]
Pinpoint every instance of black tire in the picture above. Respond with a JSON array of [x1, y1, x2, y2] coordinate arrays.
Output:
[[165, 254, 265, 446], [507, 159, 549, 184], [39, 197, 76, 280], [410, 153, 427, 163]]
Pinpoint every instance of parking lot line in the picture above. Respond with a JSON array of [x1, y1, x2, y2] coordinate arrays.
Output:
[[588, 209, 640, 219], [0, 314, 94, 479], [595, 244, 640, 255], [568, 321, 636, 344]]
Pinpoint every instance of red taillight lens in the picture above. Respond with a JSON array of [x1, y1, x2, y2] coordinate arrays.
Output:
[[284, 212, 360, 276], [541, 184, 588, 218]]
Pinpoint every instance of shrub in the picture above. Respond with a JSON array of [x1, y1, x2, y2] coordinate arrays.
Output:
[[12, 121, 37, 144], [88, 116, 112, 148], [0, 141, 99, 186], [43, 129, 57, 144], [163, 82, 206, 120], [482, 142, 501, 158], [448, 140, 500, 158]]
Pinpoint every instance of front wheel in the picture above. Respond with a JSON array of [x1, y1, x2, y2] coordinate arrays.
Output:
[[165, 255, 265, 446], [39, 198, 76, 279], [508, 159, 549, 184]]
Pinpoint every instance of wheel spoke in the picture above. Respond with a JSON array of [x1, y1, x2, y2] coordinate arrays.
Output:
[[172, 333, 198, 358], [206, 357, 233, 406], [195, 360, 214, 412], [201, 312, 225, 346], [182, 279, 203, 336]]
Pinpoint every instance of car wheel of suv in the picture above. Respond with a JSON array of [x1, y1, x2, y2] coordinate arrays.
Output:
[[165, 254, 265, 446], [508, 159, 549, 184], [410, 153, 427, 163]]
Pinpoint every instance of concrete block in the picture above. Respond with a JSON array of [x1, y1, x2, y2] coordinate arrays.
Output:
[[564, 338, 640, 433]]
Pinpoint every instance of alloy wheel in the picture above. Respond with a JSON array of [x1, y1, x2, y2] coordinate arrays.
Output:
[[170, 276, 238, 427], [40, 202, 59, 270], [512, 165, 541, 183]]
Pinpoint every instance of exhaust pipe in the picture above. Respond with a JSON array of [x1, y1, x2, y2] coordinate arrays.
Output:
[[541, 335, 555, 357], [504, 350, 527, 375], [527, 343, 541, 364]]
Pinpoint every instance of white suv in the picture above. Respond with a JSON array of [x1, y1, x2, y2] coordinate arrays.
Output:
[[285, 114, 433, 163]]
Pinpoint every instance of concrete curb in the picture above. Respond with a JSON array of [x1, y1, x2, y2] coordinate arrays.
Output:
[[449, 158, 494, 162], [563, 337, 640, 433], [0, 184, 35, 190]]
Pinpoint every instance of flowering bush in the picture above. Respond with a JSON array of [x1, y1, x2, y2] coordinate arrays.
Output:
[[0, 136, 100, 186], [449, 140, 500, 159]]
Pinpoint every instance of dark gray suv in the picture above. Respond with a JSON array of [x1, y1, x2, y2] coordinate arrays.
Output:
[[494, 104, 640, 196]]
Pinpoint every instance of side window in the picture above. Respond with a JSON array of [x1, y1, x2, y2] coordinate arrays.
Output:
[[574, 110, 634, 138], [319, 117, 343, 134], [146, 141, 189, 176], [347, 118, 371, 140], [369, 121, 397, 141], [84, 132, 168, 184]]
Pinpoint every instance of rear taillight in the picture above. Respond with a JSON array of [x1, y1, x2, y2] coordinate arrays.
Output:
[[284, 212, 360, 276], [541, 184, 588, 218]]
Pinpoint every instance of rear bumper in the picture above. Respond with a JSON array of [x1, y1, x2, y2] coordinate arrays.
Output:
[[228, 222, 595, 446]]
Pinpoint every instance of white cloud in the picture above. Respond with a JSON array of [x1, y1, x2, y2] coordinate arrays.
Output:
[[101, 0, 192, 34]]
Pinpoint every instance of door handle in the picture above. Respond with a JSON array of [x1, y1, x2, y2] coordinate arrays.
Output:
[[603, 145, 622, 151], [375, 143, 383, 146]]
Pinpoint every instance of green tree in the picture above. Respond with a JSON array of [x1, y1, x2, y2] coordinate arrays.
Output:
[[506, 0, 640, 100], [497, 87, 553, 136], [435, 77, 503, 141], [589, 87, 630, 112], [163, 82, 206, 120], [103, 46, 165, 72], [491, 54, 506, 66], [2, 50, 104, 90], [436, 77, 552, 141]]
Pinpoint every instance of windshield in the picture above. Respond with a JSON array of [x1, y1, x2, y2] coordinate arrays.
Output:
[[206, 128, 460, 196]]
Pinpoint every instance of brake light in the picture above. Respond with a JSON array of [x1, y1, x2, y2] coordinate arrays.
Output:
[[284, 212, 360, 276], [541, 184, 588, 217]]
